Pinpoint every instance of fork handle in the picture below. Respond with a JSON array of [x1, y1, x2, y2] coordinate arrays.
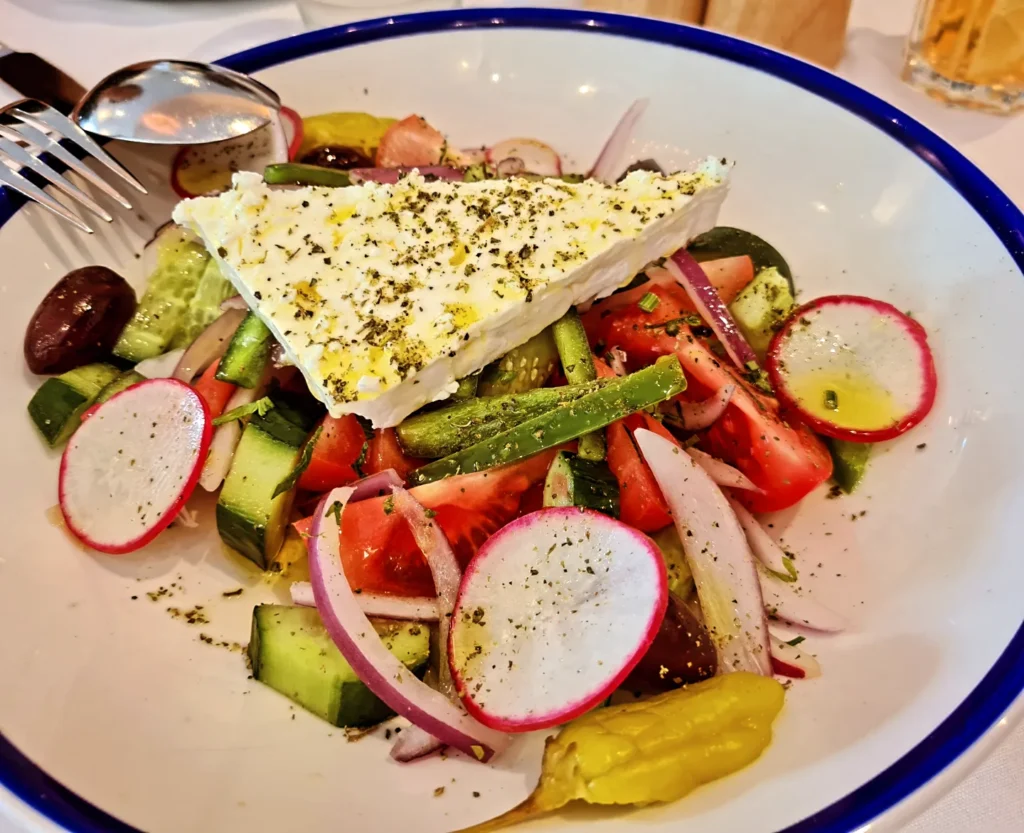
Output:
[[0, 50, 86, 115]]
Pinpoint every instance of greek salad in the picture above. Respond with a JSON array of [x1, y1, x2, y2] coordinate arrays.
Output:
[[24, 101, 937, 830]]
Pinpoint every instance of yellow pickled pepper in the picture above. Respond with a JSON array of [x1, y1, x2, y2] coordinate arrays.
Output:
[[458, 673, 785, 832]]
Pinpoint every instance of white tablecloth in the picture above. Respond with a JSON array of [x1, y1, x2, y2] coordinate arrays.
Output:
[[0, 0, 1021, 831]]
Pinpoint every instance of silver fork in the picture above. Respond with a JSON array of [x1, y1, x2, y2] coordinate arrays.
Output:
[[0, 98, 147, 234]]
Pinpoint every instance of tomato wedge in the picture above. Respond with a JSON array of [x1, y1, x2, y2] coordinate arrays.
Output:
[[294, 451, 557, 596], [366, 427, 420, 483], [192, 360, 235, 419], [297, 414, 369, 492], [585, 284, 832, 512], [376, 115, 447, 168], [607, 412, 674, 532]]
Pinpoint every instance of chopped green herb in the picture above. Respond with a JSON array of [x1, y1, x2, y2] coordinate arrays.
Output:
[[424, 508, 438, 519], [743, 362, 774, 396], [212, 396, 274, 426], [327, 500, 344, 526], [353, 440, 369, 478], [638, 292, 660, 313], [785, 636, 806, 647], [272, 425, 322, 498], [823, 389, 839, 411], [383, 496, 395, 515]]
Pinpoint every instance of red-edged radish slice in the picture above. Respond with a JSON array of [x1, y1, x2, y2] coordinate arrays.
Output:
[[686, 447, 762, 492], [635, 428, 772, 676], [486, 138, 561, 176], [767, 295, 937, 442], [307, 487, 507, 762], [171, 116, 289, 199], [667, 249, 759, 371], [590, 98, 649, 183], [449, 507, 667, 732], [728, 496, 794, 576], [759, 567, 845, 632], [59, 378, 211, 554], [770, 633, 821, 679], [280, 106, 303, 160], [289, 581, 440, 621]]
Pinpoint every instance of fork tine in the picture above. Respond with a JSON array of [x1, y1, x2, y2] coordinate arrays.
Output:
[[2, 121, 133, 211], [12, 101, 148, 195], [0, 137, 113, 222], [0, 164, 93, 233]]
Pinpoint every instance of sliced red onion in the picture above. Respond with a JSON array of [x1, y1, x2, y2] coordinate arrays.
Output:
[[172, 308, 246, 383], [590, 98, 649, 184], [607, 347, 628, 377], [220, 294, 248, 312], [349, 469, 405, 501], [308, 488, 507, 762], [686, 447, 762, 492], [728, 496, 793, 576], [769, 632, 822, 679], [290, 581, 440, 621], [391, 727, 445, 762], [495, 157, 526, 177], [760, 568, 846, 632], [198, 384, 263, 491], [667, 249, 758, 370], [635, 429, 771, 676], [348, 166, 464, 184], [676, 384, 735, 430]]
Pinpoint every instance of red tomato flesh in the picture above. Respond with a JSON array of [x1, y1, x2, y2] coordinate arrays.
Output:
[[297, 414, 369, 492], [366, 427, 420, 483], [192, 360, 235, 419]]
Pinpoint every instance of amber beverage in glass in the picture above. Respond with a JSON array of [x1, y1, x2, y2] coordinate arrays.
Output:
[[903, 0, 1024, 112]]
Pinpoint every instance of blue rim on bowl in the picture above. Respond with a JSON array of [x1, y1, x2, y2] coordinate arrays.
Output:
[[1, 8, 1022, 833]]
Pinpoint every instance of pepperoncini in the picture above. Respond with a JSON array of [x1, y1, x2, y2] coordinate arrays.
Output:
[[458, 672, 784, 832]]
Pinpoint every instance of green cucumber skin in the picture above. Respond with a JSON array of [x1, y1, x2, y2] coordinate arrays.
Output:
[[216, 312, 272, 388], [827, 438, 872, 493], [543, 451, 620, 517], [249, 605, 430, 727], [175, 259, 236, 348], [552, 309, 604, 461], [396, 379, 608, 459], [95, 370, 146, 405], [27, 363, 121, 446], [410, 356, 686, 485]]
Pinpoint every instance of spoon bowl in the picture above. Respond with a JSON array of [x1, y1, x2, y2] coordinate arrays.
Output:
[[72, 59, 280, 145]]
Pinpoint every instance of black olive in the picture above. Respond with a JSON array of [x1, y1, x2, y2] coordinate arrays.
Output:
[[299, 145, 373, 171]]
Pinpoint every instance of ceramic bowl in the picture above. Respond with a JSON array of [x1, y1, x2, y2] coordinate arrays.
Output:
[[1, 9, 1022, 833]]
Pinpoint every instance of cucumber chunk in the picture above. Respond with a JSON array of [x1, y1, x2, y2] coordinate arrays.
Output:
[[249, 605, 430, 727], [477, 328, 558, 396], [543, 451, 620, 517], [175, 259, 236, 348], [729, 266, 796, 358], [113, 226, 209, 362], [95, 370, 146, 405], [827, 438, 871, 494], [216, 311, 272, 389], [27, 363, 121, 446]]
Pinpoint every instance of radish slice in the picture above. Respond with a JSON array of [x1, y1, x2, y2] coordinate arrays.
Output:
[[348, 166, 464, 184], [686, 447, 762, 493], [171, 115, 289, 199], [590, 98, 649, 183], [59, 379, 211, 554], [728, 496, 793, 576], [486, 138, 561, 176], [676, 384, 735, 430], [280, 106, 303, 160], [759, 567, 846, 632], [308, 488, 507, 762], [767, 295, 937, 442], [770, 633, 822, 679], [667, 249, 758, 371], [448, 507, 667, 732], [635, 429, 772, 676], [494, 157, 525, 178], [289, 582, 439, 621], [199, 383, 263, 491], [172, 309, 246, 383]]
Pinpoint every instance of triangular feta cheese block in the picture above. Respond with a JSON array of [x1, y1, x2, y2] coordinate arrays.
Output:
[[173, 159, 730, 426]]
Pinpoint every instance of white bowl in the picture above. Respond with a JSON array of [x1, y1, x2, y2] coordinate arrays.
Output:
[[2, 9, 1023, 833]]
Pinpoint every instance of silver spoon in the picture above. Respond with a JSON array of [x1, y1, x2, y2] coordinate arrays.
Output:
[[71, 59, 281, 145]]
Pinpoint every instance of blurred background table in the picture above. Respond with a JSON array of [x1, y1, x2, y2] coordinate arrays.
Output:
[[0, 0, 1021, 830]]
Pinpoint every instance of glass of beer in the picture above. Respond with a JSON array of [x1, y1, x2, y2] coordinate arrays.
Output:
[[903, 0, 1024, 113]]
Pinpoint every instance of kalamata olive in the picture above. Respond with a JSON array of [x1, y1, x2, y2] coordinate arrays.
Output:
[[24, 266, 136, 374], [299, 145, 373, 170], [623, 593, 717, 693]]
